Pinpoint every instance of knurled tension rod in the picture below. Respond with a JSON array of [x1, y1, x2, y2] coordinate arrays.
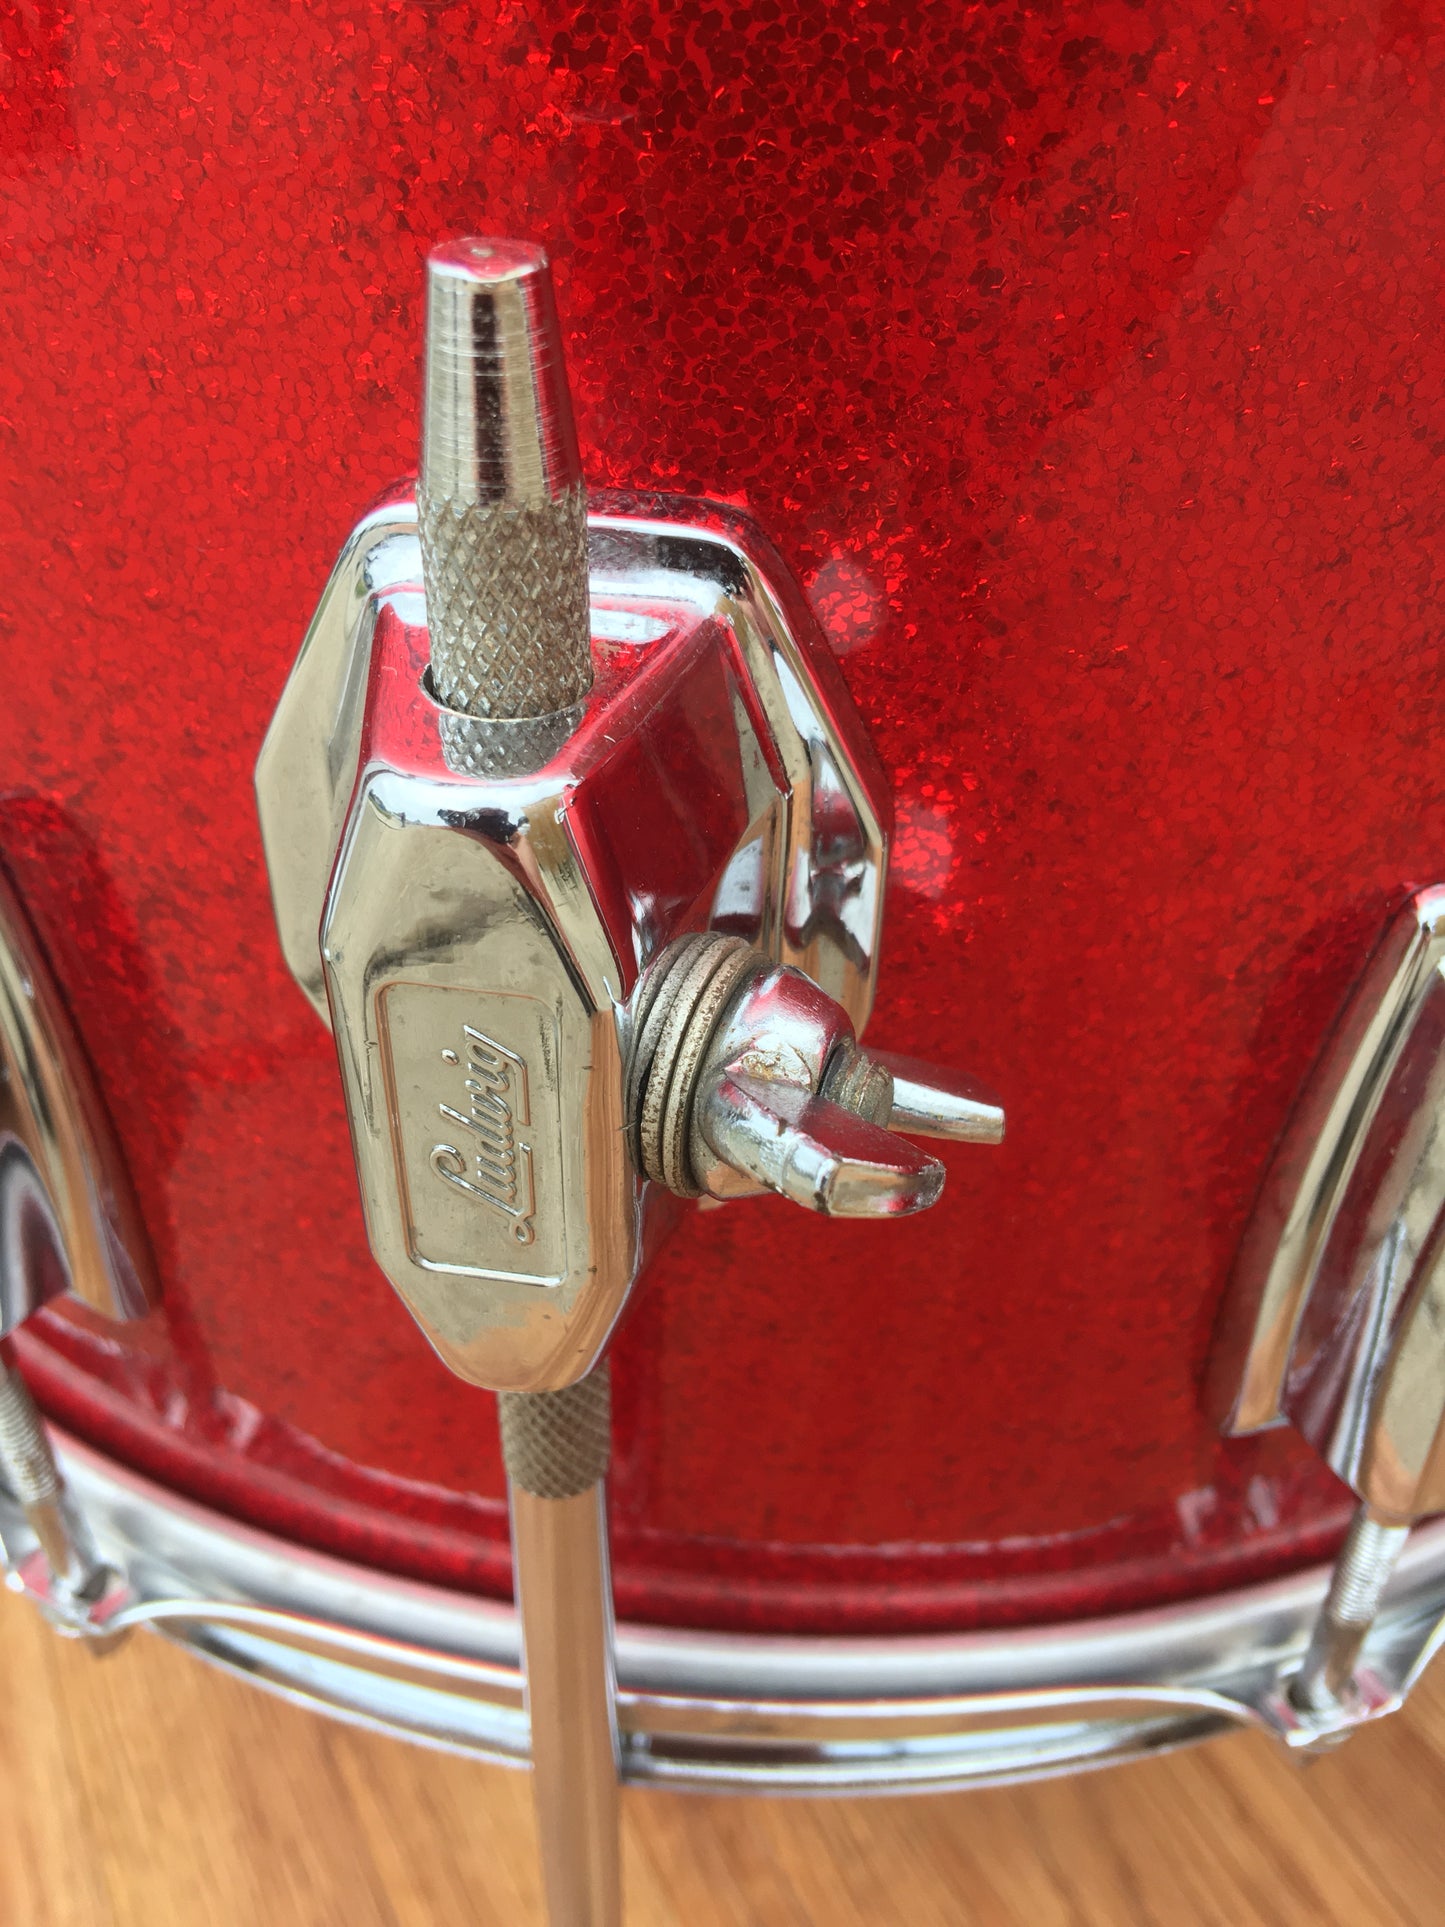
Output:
[[1289, 1503, 1413, 1719], [0, 1342, 112, 1608], [418, 238, 619, 1927]]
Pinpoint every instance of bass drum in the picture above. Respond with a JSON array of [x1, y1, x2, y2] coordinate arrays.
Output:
[[3, 0, 1445, 1784]]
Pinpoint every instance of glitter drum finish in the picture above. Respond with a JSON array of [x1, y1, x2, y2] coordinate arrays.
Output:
[[2, 0, 1443, 1637]]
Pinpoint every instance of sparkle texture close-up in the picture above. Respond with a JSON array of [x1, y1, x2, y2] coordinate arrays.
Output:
[[2, 0, 1443, 1632]]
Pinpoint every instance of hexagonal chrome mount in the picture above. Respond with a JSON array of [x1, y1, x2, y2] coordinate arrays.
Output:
[[257, 486, 900, 1392]]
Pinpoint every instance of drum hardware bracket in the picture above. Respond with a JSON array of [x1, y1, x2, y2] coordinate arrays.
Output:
[[1210, 885, 1445, 1748], [257, 236, 1003, 1925], [256, 238, 1006, 1395]]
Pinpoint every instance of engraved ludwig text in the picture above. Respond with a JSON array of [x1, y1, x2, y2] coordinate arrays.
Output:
[[428, 1026, 536, 1245]]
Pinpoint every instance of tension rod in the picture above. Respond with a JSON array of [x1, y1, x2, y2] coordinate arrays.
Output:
[[417, 237, 621, 1927], [0, 1340, 110, 1606], [1290, 1502, 1412, 1719]]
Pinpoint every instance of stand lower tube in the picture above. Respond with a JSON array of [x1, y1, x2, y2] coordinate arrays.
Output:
[[500, 1369, 620, 1927]]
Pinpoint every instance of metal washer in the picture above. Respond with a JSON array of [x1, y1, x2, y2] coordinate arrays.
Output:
[[628, 934, 755, 1194]]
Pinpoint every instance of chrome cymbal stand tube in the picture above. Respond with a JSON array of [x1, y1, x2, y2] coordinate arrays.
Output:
[[418, 240, 620, 1927], [500, 1372, 620, 1927]]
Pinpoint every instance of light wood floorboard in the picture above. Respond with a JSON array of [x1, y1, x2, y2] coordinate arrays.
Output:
[[2, 1585, 1442, 1923]]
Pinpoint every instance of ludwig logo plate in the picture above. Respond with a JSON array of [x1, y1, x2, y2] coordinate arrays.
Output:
[[379, 982, 565, 1286]]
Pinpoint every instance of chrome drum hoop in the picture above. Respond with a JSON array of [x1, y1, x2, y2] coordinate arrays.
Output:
[[13, 1431, 1445, 1795]]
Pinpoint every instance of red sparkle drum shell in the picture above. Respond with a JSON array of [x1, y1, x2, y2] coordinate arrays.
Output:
[[2, 0, 1440, 1642]]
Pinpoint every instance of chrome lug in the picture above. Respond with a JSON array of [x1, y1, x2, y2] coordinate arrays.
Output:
[[0, 874, 155, 1645], [1213, 886, 1445, 1742]]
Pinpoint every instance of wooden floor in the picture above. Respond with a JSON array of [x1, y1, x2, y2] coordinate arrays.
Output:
[[3, 1587, 1444, 1924]]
